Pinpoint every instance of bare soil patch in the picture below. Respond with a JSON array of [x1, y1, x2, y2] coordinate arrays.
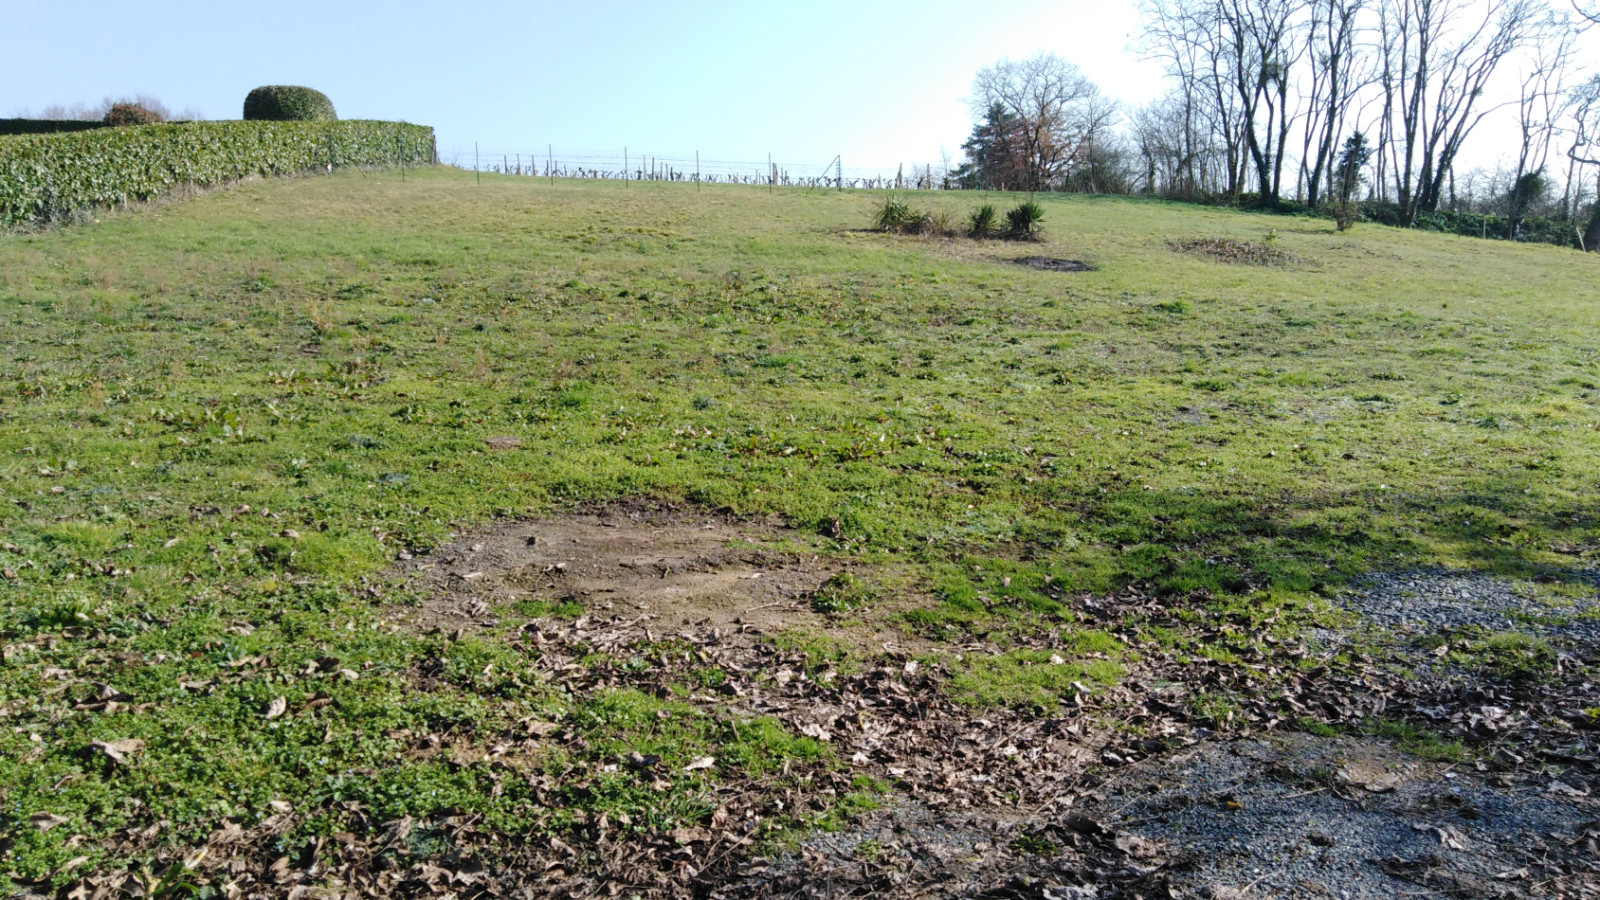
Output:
[[1012, 256, 1095, 273], [389, 504, 910, 649]]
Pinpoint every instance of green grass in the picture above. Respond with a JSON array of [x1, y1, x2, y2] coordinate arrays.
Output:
[[2, 168, 1600, 880], [947, 638, 1126, 711]]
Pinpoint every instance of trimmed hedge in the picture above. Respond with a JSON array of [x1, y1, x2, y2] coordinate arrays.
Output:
[[0, 119, 434, 227], [0, 119, 107, 137], [244, 86, 337, 122]]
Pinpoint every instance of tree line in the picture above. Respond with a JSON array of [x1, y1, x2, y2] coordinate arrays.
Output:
[[951, 0, 1600, 248]]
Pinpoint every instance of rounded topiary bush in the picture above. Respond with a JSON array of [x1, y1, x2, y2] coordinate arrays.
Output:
[[243, 86, 337, 122], [102, 103, 164, 126]]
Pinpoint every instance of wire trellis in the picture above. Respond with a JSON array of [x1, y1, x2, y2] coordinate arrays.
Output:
[[440, 144, 951, 191]]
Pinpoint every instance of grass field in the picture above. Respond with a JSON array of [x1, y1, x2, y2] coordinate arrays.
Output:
[[2, 168, 1598, 892]]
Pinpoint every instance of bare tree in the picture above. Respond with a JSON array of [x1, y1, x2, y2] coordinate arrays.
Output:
[[1377, 0, 1550, 226], [1298, 0, 1374, 206], [971, 53, 1119, 191], [1508, 19, 1577, 226], [1567, 73, 1600, 247], [1140, 0, 1253, 197], [1222, 0, 1308, 203], [1134, 91, 1227, 196]]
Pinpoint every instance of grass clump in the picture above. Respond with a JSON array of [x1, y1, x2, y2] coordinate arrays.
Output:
[[872, 195, 930, 234], [948, 632, 1125, 712], [1460, 631, 1558, 680], [1364, 718, 1466, 762], [811, 571, 872, 614], [969, 204, 998, 238]]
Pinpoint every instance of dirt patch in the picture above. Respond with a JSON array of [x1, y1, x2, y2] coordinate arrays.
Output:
[[1170, 237, 1297, 267], [390, 504, 908, 648], [1012, 256, 1095, 273]]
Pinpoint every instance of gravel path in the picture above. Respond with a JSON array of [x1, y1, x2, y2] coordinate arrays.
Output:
[[1335, 569, 1600, 643], [1095, 734, 1596, 899]]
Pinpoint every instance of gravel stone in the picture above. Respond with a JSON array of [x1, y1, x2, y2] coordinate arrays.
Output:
[[1095, 734, 1597, 899], [1335, 568, 1600, 643]]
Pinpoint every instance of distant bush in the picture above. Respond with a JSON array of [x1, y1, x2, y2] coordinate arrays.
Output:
[[0, 119, 433, 228], [1358, 202, 1583, 248], [1004, 201, 1045, 240], [102, 103, 164, 126], [243, 86, 337, 122]]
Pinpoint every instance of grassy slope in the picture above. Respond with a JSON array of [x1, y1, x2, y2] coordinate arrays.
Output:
[[2, 168, 1599, 880]]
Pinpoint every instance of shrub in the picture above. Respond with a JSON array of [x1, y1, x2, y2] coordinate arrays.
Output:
[[1005, 201, 1045, 240], [872, 195, 919, 233], [925, 209, 958, 237], [243, 85, 337, 122], [969, 204, 998, 238], [102, 103, 164, 127], [1332, 200, 1359, 232], [0, 120, 434, 227]]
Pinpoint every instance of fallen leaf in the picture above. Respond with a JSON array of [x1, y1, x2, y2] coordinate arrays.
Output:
[[1548, 780, 1589, 798], [265, 696, 287, 720], [30, 812, 69, 832], [683, 756, 716, 771], [800, 723, 832, 742], [90, 738, 145, 764]]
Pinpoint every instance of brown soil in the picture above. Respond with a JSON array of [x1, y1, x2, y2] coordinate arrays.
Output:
[[1012, 256, 1095, 272], [388, 504, 909, 651]]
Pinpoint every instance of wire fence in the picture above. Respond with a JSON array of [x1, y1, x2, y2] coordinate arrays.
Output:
[[437, 144, 951, 191]]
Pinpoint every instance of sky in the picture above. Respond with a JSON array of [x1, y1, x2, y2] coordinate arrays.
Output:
[[3, 0, 1166, 174], [4, 0, 1593, 179]]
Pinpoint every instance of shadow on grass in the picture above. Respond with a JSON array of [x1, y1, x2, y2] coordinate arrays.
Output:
[[1050, 469, 1600, 601]]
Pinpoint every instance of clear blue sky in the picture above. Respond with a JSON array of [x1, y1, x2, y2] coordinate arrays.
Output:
[[4, 0, 1164, 172], [8, 1, 1580, 176]]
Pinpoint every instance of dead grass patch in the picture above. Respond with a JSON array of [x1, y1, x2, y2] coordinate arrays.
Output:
[[1169, 236, 1298, 267], [387, 503, 916, 653]]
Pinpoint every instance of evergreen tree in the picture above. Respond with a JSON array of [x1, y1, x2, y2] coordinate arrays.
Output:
[[952, 103, 1025, 191]]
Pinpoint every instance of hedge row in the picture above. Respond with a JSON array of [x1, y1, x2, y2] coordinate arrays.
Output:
[[0, 119, 435, 227], [0, 119, 108, 137]]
